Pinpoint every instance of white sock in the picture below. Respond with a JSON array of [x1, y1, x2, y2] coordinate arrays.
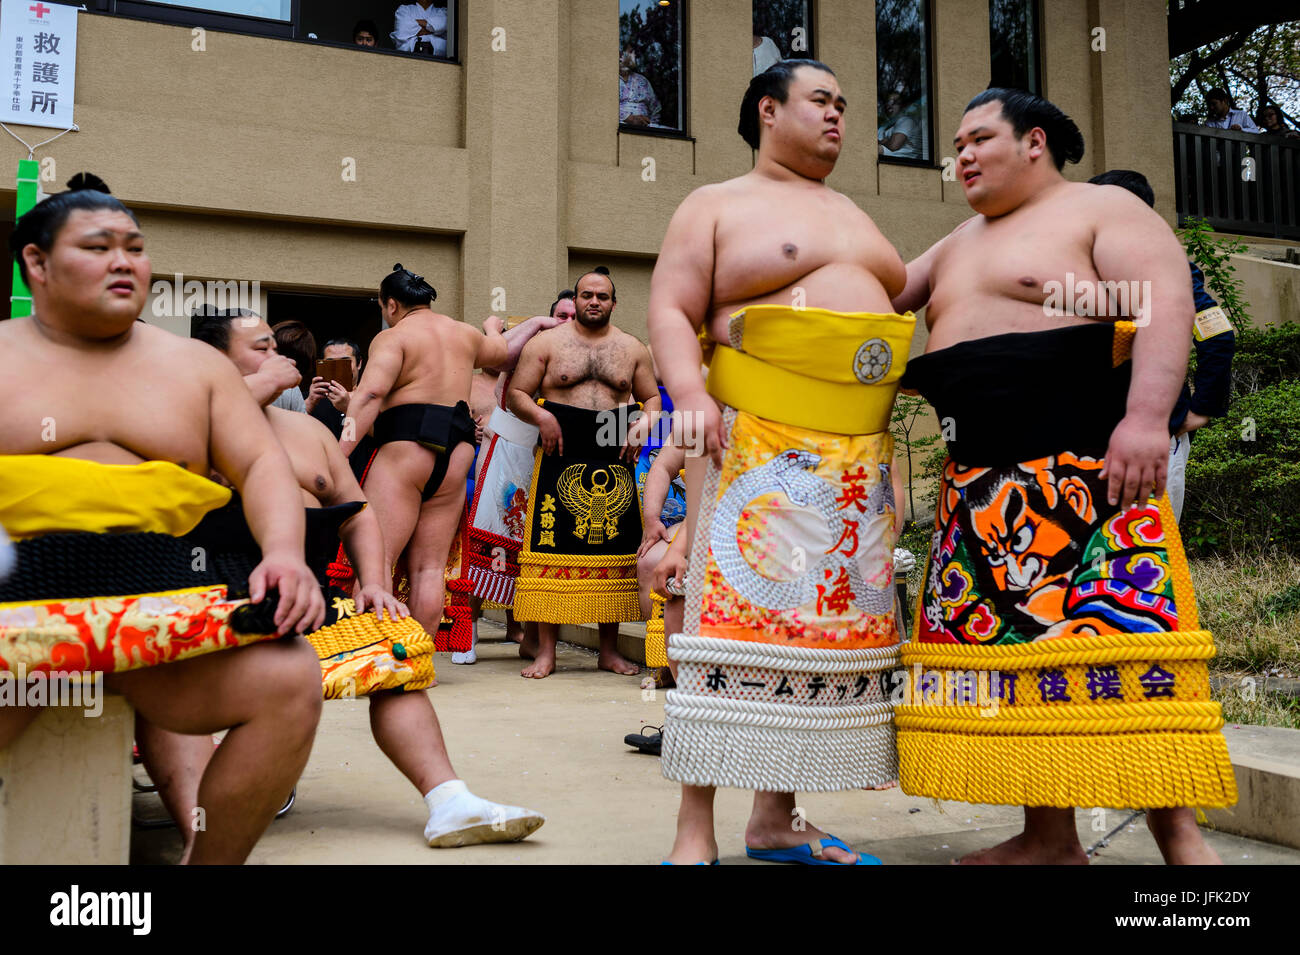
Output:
[[424, 778, 469, 811]]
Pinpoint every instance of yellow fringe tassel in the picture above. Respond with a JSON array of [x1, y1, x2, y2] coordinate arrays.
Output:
[[898, 728, 1238, 809], [514, 582, 643, 625], [645, 593, 667, 667]]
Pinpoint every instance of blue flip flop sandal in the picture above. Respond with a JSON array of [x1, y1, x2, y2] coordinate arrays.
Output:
[[660, 859, 721, 865], [746, 835, 881, 865]]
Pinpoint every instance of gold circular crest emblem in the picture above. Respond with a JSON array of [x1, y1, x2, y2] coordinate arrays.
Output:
[[852, 338, 892, 384]]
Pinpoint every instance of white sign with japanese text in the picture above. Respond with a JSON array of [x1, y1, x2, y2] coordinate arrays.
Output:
[[0, 0, 78, 130]]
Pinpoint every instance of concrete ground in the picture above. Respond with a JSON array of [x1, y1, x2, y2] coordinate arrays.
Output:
[[132, 621, 1300, 865]]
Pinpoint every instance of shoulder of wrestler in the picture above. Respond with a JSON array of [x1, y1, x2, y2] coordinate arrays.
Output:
[[266, 403, 329, 440], [167, 332, 243, 385], [676, 181, 729, 219]]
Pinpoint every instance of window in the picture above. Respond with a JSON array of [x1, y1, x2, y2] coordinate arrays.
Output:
[[93, 1, 458, 59], [618, 0, 685, 134], [137, 1, 290, 19], [989, 0, 1040, 94], [876, 0, 933, 164], [752, 1, 812, 76]]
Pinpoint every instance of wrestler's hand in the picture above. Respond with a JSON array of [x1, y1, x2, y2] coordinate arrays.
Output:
[[483, 315, 505, 336], [673, 391, 727, 469], [354, 584, 410, 624], [260, 355, 302, 394], [533, 314, 563, 330], [249, 552, 326, 636], [651, 548, 688, 599], [1101, 413, 1169, 511], [638, 519, 669, 558], [538, 410, 563, 456], [621, 411, 652, 463]]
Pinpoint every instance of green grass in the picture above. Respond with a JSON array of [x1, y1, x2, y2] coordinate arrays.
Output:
[[1191, 552, 1300, 676], [1214, 685, 1300, 730]]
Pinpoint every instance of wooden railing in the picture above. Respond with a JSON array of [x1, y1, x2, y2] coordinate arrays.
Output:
[[1172, 123, 1300, 240]]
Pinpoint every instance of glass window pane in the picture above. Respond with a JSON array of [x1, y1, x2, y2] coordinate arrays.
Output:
[[989, 0, 1040, 93], [876, 0, 931, 162], [619, 0, 683, 132], [390, 2, 452, 56], [136, 0, 292, 20], [752, 0, 811, 76]]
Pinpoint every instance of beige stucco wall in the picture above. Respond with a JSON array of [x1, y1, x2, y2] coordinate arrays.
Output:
[[0, 1, 1197, 341], [1232, 255, 1300, 330]]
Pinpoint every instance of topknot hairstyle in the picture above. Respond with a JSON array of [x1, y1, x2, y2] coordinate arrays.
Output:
[[8, 172, 139, 284], [738, 59, 837, 150], [380, 262, 437, 308], [964, 88, 1085, 171], [573, 265, 616, 301]]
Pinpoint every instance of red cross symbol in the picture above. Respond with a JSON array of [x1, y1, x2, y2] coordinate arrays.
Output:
[[30, 3, 52, 17]]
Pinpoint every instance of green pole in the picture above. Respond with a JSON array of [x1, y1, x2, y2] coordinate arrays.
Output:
[[10, 158, 40, 319]]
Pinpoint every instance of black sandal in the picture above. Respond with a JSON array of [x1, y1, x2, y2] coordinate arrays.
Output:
[[623, 725, 663, 756]]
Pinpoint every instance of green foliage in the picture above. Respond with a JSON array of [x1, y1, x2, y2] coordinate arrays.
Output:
[[890, 393, 940, 522], [1229, 320, 1300, 395], [1169, 20, 1300, 124], [1182, 376, 1300, 555], [1178, 217, 1249, 326]]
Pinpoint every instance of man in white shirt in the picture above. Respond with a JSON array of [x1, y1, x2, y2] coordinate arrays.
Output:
[[392, 2, 447, 56], [877, 92, 920, 159], [1203, 88, 1261, 133], [753, 34, 781, 76]]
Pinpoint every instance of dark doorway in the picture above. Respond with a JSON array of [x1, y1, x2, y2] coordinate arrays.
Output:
[[267, 290, 382, 363]]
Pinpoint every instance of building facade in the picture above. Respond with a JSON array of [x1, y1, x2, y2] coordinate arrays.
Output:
[[0, 0, 1177, 351]]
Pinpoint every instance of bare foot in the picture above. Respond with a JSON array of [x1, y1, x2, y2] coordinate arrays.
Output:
[[665, 831, 719, 865], [745, 818, 858, 864], [598, 650, 640, 676], [518, 633, 538, 661], [868, 780, 898, 791], [1147, 808, 1222, 864], [957, 830, 1088, 865], [506, 627, 524, 645], [521, 648, 555, 679], [666, 784, 719, 865]]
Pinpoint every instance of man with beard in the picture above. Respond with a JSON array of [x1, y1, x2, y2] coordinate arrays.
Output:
[[507, 268, 660, 679]]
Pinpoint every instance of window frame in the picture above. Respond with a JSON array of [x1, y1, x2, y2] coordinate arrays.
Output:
[[617, 0, 689, 138], [875, 0, 938, 170], [85, 0, 461, 64]]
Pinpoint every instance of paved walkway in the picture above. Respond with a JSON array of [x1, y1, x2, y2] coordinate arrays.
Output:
[[132, 623, 1300, 865]]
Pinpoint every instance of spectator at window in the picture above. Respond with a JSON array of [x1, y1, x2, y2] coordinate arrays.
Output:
[[1255, 104, 1300, 140], [877, 91, 920, 159], [392, 2, 447, 56], [354, 19, 379, 47], [1203, 88, 1261, 132], [619, 49, 660, 128], [752, 34, 781, 76], [271, 320, 317, 412]]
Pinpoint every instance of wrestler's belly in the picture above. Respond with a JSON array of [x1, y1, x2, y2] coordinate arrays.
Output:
[[539, 381, 632, 412], [708, 262, 895, 343], [925, 293, 1117, 352], [51, 441, 149, 466]]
